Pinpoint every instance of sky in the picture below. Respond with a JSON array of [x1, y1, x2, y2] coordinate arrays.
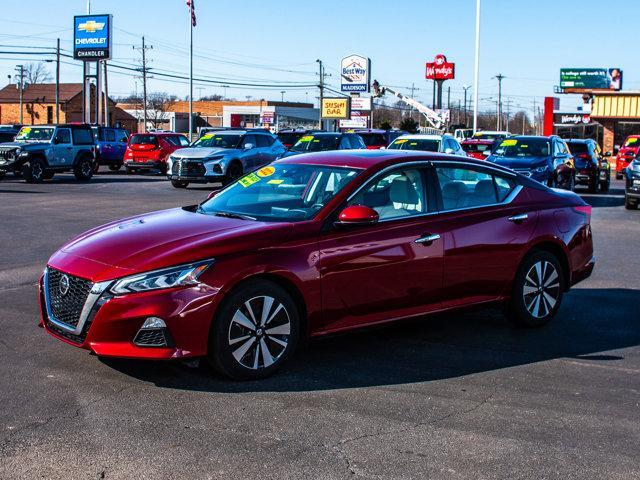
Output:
[[0, 0, 638, 118]]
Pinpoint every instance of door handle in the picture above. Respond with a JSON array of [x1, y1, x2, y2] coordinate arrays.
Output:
[[508, 213, 528, 223], [415, 233, 441, 245]]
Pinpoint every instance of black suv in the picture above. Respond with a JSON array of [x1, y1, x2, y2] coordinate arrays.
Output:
[[0, 124, 95, 183], [566, 139, 610, 193]]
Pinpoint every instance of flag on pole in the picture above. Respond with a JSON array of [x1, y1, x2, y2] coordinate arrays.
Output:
[[186, 0, 196, 27]]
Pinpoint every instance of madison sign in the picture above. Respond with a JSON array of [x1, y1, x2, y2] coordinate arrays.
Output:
[[426, 54, 455, 81], [73, 14, 113, 60]]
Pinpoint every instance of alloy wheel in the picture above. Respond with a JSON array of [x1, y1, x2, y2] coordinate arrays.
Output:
[[227, 295, 291, 370], [523, 261, 561, 318], [82, 160, 93, 177], [32, 162, 43, 181]]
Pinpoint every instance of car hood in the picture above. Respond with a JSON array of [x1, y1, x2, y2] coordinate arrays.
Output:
[[49, 207, 293, 282], [0, 141, 48, 149], [171, 147, 235, 159], [489, 155, 550, 169]]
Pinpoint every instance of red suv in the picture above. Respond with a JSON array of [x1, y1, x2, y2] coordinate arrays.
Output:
[[124, 132, 190, 174], [39, 151, 594, 380], [615, 135, 640, 179], [461, 138, 495, 159]]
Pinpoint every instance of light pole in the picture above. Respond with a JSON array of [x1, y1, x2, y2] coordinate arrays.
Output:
[[15, 65, 24, 124], [280, 90, 285, 102], [472, 0, 481, 133], [462, 84, 470, 126], [494, 73, 505, 130]]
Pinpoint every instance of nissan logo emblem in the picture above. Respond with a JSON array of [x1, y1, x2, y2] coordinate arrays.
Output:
[[59, 274, 70, 296]]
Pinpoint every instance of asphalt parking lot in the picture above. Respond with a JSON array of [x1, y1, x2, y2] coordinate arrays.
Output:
[[0, 171, 639, 480]]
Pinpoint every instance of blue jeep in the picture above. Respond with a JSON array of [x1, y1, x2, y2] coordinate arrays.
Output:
[[92, 126, 130, 172]]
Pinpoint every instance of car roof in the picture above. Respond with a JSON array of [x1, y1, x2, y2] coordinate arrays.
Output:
[[474, 130, 510, 135], [565, 138, 592, 143], [275, 149, 516, 175], [462, 138, 494, 144], [394, 134, 446, 140]]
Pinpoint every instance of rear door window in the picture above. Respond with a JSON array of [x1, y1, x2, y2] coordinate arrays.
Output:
[[55, 128, 71, 144], [72, 128, 93, 145], [104, 129, 116, 142], [255, 135, 271, 148], [436, 167, 498, 210]]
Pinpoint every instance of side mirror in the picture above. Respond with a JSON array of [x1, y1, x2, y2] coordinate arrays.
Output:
[[482, 150, 491, 156], [206, 190, 218, 200], [335, 205, 379, 226], [444, 148, 454, 154], [53, 137, 60, 145], [604, 151, 612, 157], [379, 146, 386, 150], [244, 143, 254, 150]]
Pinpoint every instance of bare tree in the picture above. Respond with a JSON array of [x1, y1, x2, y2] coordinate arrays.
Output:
[[24, 62, 52, 84], [146, 92, 178, 129]]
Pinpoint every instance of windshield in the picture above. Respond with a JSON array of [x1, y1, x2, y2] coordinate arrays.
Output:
[[388, 138, 440, 151], [492, 138, 550, 157], [130, 134, 158, 145], [15, 127, 54, 141], [277, 132, 304, 146], [198, 163, 360, 222], [290, 134, 340, 152], [192, 133, 242, 148], [566, 142, 588, 154], [461, 142, 492, 153], [624, 137, 639, 147], [359, 133, 387, 147]]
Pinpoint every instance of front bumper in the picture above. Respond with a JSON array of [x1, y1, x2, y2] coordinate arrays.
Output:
[[39, 270, 219, 360], [167, 159, 225, 183], [626, 172, 640, 198]]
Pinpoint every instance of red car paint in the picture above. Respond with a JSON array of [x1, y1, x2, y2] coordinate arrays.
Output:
[[124, 132, 188, 171], [461, 138, 495, 160], [39, 151, 594, 360], [616, 135, 640, 175]]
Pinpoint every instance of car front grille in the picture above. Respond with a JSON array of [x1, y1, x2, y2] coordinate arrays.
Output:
[[0, 148, 17, 161], [134, 329, 168, 347], [173, 159, 206, 177], [46, 268, 93, 329]]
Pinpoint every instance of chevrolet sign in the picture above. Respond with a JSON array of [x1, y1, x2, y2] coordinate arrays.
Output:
[[73, 14, 112, 60]]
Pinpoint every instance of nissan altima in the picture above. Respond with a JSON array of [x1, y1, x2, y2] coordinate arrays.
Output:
[[39, 151, 595, 380]]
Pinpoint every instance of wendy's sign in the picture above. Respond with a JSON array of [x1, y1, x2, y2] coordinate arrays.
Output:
[[426, 54, 455, 81]]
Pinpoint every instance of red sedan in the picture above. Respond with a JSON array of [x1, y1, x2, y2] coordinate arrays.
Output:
[[39, 151, 595, 379]]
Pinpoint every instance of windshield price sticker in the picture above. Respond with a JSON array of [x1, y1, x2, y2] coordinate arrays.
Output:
[[238, 173, 260, 188], [267, 179, 284, 185], [200, 133, 214, 140], [627, 138, 638, 145], [501, 139, 518, 147], [300, 136, 313, 142], [394, 139, 408, 144], [257, 166, 275, 177]]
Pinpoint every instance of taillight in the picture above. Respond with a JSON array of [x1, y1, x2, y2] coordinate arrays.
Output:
[[577, 153, 589, 159], [573, 205, 592, 223]]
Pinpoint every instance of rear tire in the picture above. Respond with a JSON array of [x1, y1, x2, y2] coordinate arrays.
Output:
[[125, 166, 135, 175], [600, 172, 610, 193], [43, 170, 55, 180], [208, 280, 299, 380], [587, 176, 598, 193], [171, 179, 189, 189], [625, 197, 638, 210], [506, 251, 564, 328], [22, 158, 46, 183], [73, 156, 94, 181], [616, 172, 623, 180], [108, 164, 122, 172]]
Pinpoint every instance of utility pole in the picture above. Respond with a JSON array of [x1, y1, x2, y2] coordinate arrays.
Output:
[[55, 38, 60, 124], [103, 60, 109, 126], [505, 97, 511, 131], [462, 85, 470, 126], [494, 73, 505, 130], [280, 90, 285, 102], [522, 109, 526, 134], [133, 37, 152, 132], [15, 65, 24, 124], [532, 98, 537, 135], [316, 59, 326, 130]]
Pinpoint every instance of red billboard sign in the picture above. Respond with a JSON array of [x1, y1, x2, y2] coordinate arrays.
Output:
[[426, 54, 455, 80]]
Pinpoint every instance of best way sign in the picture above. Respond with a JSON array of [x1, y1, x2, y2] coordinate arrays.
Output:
[[73, 14, 112, 60], [340, 54, 371, 93]]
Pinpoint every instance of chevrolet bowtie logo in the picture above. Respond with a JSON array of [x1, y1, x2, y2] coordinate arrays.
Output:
[[78, 20, 105, 33]]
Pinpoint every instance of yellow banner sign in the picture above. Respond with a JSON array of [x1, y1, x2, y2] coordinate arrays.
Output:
[[321, 98, 350, 119]]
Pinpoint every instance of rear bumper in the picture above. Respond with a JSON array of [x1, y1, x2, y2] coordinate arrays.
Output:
[[571, 255, 595, 287], [125, 160, 164, 170]]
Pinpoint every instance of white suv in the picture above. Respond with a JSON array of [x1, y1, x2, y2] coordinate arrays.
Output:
[[387, 133, 465, 156]]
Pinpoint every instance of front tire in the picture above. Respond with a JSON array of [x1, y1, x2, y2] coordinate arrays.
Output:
[[616, 172, 623, 180], [625, 196, 638, 210], [600, 172, 610, 193], [506, 251, 564, 328], [208, 280, 299, 380], [108, 164, 122, 172], [73, 156, 94, 181], [22, 158, 46, 183], [171, 179, 189, 189], [222, 162, 242, 186]]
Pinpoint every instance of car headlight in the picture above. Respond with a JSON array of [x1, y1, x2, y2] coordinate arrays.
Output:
[[532, 165, 548, 173], [110, 260, 212, 295]]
